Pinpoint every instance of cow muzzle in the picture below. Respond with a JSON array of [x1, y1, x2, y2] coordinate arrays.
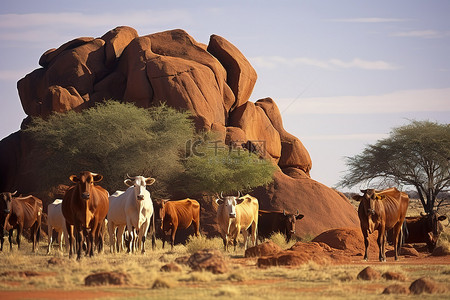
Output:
[[367, 208, 376, 216], [229, 213, 236, 218], [3, 209, 10, 214], [137, 195, 144, 200], [82, 192, 90, 200]]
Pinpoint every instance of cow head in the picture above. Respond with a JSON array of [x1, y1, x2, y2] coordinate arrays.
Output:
[[283, 209, 304, 234], [69, 171, 103, 200], [215, 191, 242, 218], [153, 199, 169, 230], [124, 175, 155, 201], [353, 189, 381, 216], [0, 191, 16, 215], [421, 211, 447, 251]]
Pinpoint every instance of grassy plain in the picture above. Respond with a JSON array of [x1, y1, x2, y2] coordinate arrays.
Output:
[[0, 232, 449, 300]]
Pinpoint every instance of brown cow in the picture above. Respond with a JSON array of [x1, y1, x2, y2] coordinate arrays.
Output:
[[258, 209, 304, 242], [153, 198, 200, 249], [62, 171, 109, 260], [405, 212, 447, 252], [0, 192, 43, 252], [353, 188, 409, 261]]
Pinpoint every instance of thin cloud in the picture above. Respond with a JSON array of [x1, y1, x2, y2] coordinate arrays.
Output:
[[302, 133, 389, 141], [0, 10, 191, 28], [276, 88, 450, 115], [391, 30, 450, 39], [328, 18, 407, 23], [250, 56, 398, 70]]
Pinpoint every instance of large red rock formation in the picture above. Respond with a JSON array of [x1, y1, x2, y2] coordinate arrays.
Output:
[[1, 27, 359, 236]]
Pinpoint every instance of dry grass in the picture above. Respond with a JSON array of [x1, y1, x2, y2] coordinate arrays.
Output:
[[0, 229, 449, 299]]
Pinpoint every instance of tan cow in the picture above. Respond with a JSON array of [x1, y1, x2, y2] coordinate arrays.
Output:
[[216, 192, 258, 251]]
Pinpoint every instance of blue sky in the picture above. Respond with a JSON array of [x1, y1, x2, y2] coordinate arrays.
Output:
[[1, 1, 449, 190]]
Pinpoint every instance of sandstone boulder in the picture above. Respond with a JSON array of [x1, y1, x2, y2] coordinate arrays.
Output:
[[187, 249, 228, 274], [255, 98, 312, 175], [207, 34, 257, 110], [357, 267, 381, 281], [229, 101, 281, 160], [245, 240, 283, 258], [253, 172, 360, 237], [382, 284, 409, 295], [409, 277, 445, 294], [84, 272, 130, 286]]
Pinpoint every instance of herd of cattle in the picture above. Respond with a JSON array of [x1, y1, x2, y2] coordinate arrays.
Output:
[[0, 171, 447, 262]]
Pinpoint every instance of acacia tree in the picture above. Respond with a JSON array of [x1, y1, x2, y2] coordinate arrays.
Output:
[[339, 120, 450, 213], [25, 100, 276, 197]]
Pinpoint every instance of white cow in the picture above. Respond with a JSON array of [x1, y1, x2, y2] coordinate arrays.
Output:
[[216, 192, 259, 251], [107, 175, 156, 253], [47, 199, 69, 253]]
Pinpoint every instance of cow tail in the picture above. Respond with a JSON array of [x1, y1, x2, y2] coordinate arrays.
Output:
[[151, 212, 156, 250]]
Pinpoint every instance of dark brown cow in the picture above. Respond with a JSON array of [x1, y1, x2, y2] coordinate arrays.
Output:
[[258, 209, 304, 242], [353, 188, 409, 261], [0, 192, 43, 252], [404, 212, 447, 252], [153, 198, 200, 249], [62, 171, 109, 260]]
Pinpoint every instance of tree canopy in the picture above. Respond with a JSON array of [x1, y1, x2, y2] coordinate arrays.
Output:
[[339, 120, 450, 212], [25, 100, 275, 197]]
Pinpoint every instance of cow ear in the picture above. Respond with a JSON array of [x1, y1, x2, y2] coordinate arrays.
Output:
[[69, 175, 79, 183], [215, 198, 223, 205], [375, 195, 382, 200], [236, 197, 245, 205], [93, 174, 103, 182], [146, 178, 156, 186], [124, 179, 133, 187], [163, 199, 169, 204], [296, 214, 304, 220], [438, 215, 447, 221]]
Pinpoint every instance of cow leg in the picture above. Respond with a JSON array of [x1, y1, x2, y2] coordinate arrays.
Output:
[[76, 229, 83, 260], [66, 223, 74, 259], [16, 225, 23, 250], [108, 221, 116, 254], [170, 227, 177, 250], [8, 229, 14, 251], [392, 222, 403, 261], [377, 228, 386, 262], [117, 225, 125, 253], [57, 230, 63, 252], [362, 230, 369, 261], [0, 229, 3, 251], [242, 228, 249, 250], [31, 222, 38, 253], [47, 226, 53, 254]]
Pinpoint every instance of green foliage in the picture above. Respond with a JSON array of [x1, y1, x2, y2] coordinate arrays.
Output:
[[25, 100, 194, 194], [24, 100, 275, 197], [339, 120, 450, 212], [177, 132, 276, 195]]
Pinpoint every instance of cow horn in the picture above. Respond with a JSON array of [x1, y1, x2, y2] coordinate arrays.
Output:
[[220, 191, 223, 198], [11, 191, 17, 196], [237, 191, 241, 198], [283, 209, 286, 216], [296, 209, 299, 215]]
